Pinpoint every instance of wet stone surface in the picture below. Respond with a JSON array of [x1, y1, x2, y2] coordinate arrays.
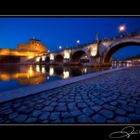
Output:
[[0, 67, 140, 123]]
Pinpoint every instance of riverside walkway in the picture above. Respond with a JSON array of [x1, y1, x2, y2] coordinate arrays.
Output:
[[0, 67, 140, 124]]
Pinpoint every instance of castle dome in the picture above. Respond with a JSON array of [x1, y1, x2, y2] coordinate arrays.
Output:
[[17, 39, 48, 53]]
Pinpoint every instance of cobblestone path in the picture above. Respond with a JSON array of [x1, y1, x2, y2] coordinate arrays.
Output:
[[0, 67, 140, 124]]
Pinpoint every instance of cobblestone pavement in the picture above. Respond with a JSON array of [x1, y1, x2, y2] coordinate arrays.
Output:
[[0, 67, 140, 124]]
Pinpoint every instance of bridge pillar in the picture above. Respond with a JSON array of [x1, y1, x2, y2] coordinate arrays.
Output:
[[63, 59, 70, 63], [49, 53, 55, 64], [89, 56, 101, 65]]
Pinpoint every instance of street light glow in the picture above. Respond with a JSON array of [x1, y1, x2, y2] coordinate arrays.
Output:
[[118, 25, 126, 32], [59, 46, 62, 49], [76, 40, 80, 44]]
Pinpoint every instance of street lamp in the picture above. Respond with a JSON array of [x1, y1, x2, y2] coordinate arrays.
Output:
[[76, 40, 80, 44], [76, 40, 80, 47], [59, 45, 62, 50], [118, 25, 127, 38], [118, 25, 126, 32]]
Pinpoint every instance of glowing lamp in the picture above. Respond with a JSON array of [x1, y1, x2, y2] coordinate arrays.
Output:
[[76, 40, 80, 44], [59, 46, 62, 49], [118, 25, 126, 32]]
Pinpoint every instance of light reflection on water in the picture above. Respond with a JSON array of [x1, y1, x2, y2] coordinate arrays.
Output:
[[63, 70, 70, 79], [0, 63, 130, 92], [112, 61, 133, 68]]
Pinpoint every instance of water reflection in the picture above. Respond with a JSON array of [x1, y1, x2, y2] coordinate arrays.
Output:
[[0, 65, 47, 85], [112, 61, 133, 68], [41, 66, 46, 74], [49, 67, 54, 76], [0, 64, 112, 87], [82, 67, 87, 74], [36, 65, 40, 72], [63, 70, 70, 79]]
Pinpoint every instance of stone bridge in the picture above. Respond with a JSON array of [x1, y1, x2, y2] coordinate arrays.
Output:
[[31, 30, 140, 66]]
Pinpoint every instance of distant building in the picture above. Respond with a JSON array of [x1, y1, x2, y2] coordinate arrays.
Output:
[[0, 39, 48, 63], [17, 39, 47, 53], [0, 39, 48, 57]]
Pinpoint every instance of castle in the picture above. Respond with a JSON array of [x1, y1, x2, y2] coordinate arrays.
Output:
[[0, 39, 48, 63], [17, 39, 47, 54], [0, 39, 48, 56]]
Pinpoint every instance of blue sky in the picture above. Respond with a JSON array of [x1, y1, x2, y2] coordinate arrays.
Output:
[[0, 17, 140, 59]]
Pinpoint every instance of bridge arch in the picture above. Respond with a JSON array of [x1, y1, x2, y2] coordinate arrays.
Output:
[[71, 50, 89, 63], [54, 54, 64, 63], [103, 39, 140, 63], [45, 56, 50, 63]]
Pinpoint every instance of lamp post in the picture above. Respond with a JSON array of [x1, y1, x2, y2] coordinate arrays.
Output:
[[76, 40, 80, 47], [118, 24, 127, 37]]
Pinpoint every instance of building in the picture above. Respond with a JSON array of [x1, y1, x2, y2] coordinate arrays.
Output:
[[0, 39, 48, 63], [17, 39, 47, 54]]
